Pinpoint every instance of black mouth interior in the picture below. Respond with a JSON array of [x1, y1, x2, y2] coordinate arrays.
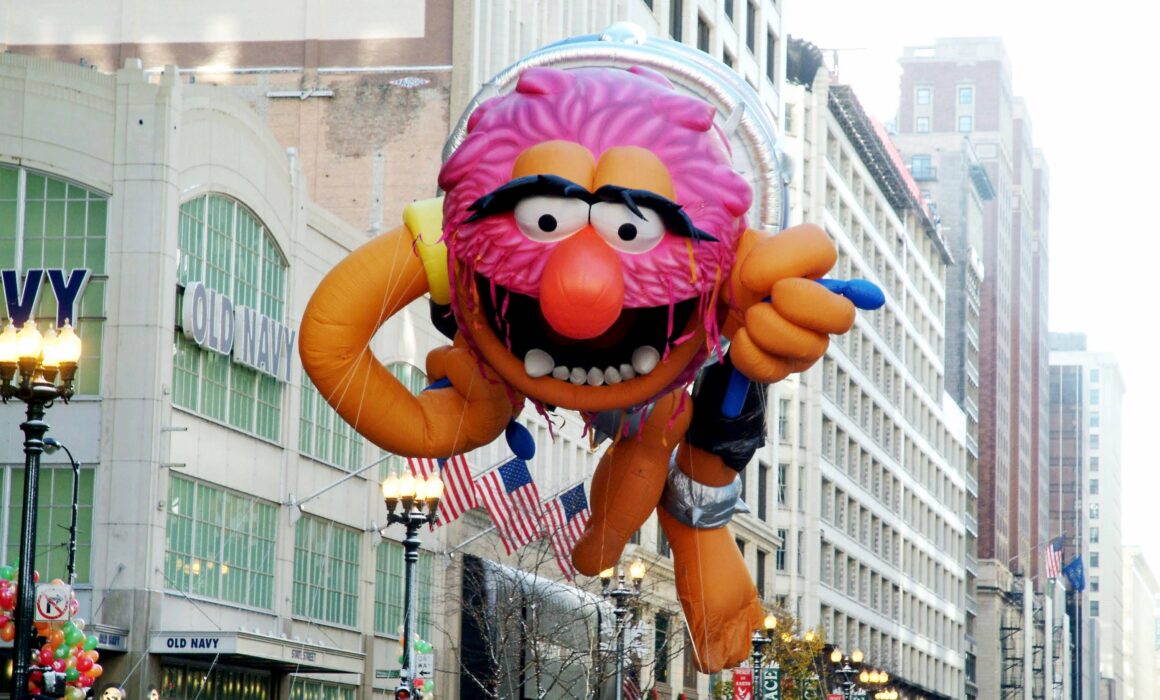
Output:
[[475, 274, 698, 371]]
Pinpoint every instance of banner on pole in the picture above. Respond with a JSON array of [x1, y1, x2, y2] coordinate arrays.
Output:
[[733, 667, 753, 700]]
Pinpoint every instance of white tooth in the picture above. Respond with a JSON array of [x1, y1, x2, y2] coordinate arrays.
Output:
[[604, 367, 622, 384], [587, 368, 605, 386], [569, 367, 588, 385], [619, 363, 636, 380], [631, 346, 660, 375], [524, 349, 555, 378], [552, 366, 570, 380]]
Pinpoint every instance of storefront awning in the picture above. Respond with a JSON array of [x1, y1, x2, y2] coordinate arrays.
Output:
[[149, 631, 363, 674]]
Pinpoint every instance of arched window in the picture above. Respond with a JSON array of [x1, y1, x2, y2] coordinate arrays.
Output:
[[0, 164, 107, 395], [174, 194, 288, 441]]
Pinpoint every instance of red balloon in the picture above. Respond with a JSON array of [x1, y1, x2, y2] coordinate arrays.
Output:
[[1, 621, 15, 642], [76, 656, 92, 672], [79, 675, 94, 688], [51, 659, 66, 673], [39, 648, 53, 666]]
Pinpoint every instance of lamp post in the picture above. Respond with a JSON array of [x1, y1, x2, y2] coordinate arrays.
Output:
[[380, 471, 443, 700], [858, 668, 889, 700], [828, 647, 863, 700], [873, 690, 898, 700], [0, 320, 82, 699], [750, 613, 778, 698], [41, 438, 80, 586], [600, 560, 645, 700]]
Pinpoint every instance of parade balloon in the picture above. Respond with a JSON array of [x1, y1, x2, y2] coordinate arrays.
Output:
[[300, 24, 870, 673]]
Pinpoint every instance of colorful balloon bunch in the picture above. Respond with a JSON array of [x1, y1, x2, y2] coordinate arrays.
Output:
[[0, 566, 104, 698], [396, 637, 435, 699]]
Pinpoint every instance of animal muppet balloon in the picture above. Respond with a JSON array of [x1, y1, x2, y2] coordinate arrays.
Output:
[[300, 25, 878, 672]]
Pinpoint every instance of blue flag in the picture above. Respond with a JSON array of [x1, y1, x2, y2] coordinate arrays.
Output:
[[1062, 554, 1086, 592]]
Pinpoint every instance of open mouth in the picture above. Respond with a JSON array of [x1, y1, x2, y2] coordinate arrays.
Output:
[[476, 275, 697, 386]]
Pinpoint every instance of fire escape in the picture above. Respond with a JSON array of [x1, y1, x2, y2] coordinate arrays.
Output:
[[1000, 582, 1024, 700], [1031, 596, 1047, 699]]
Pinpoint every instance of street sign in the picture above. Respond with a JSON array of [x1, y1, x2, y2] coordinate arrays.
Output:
[[374, 670, 400, 679], [34, 583, 71, 622], [733, 667, 753, 700], [415, 653, 434, 678], [759, 666, 781, 700]]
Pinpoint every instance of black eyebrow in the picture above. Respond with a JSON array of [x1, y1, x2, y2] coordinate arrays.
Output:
[[465, 174, 591, 222], [466, 174, 718, 243], [592, 185, 718, 242]]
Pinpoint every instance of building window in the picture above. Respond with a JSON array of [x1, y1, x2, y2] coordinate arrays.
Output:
[[657, 518, 671, 557], [1090, 503, 1100, 519], [374, 539, 433, 640], [766, 29, 777, 83], [1090, 368, 1100, 383], [1090, 412, 1099, 428], [736, 538, 746, 556], [288, 679, 356, 700], [957, 116, 973, 132], [756, 549, 767, 597], [916, 116, 930, 133], [2, 466, 95, 584], [163, 665, 271, 700], [916, 87, 931, 105], [299, 373, 366, 470], [1090, 389, 1099, 404], [777, 463, 788, 505], [1090, 434, 1099, 450], [654, 613, 672, 684], [775, 529, 787, 571], [958, 86, 974, 104], [778, 398, 791, 440], [643, 0, 653, 8], [669, 0, 683, 41], [723, 47, 735, 68], [1090, 552, 1099, 569], [724, 0, 734, 20], [1090, 601, 1099, 617], [1090, 577, 1099, 592], [0, 165, 108, 395], [697, 14, 711, 52], [292, 515, 360, 626], [1090, 456, 1099, 470], [164, 475, 277, 608], [758, 462, 770, 521], [175, 194, 289, 442], [746, 1, 757, 53], [1090, 527, 1099, 544]]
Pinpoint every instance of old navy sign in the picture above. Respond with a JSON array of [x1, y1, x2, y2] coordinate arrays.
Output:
[[181, 281, 295, 382], [2, 268, 91, 326]]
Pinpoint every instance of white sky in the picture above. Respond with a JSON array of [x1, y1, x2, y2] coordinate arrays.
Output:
[[787, 1, 1160, 578]]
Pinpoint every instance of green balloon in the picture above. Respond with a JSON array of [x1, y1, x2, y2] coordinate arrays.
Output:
[[0, 566, 13, 581], [65, 667, 80, 682], [62, 622, 77, 635], [54, 645, 69, 659], [83, 637, 98, 651], [65, 631, 82, 647]]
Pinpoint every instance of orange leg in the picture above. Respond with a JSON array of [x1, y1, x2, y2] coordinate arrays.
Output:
[[659, 442, 764, 673], [571, 391, 690, 575]]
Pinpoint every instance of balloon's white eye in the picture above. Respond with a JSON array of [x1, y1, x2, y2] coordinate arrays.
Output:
[[590, 202, 665, 253], [513, 196, 590, 242]]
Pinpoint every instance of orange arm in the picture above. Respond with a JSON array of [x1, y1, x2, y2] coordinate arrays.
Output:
[[299, 226, 514, 457]]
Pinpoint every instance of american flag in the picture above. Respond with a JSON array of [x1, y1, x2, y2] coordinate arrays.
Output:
[[405, 455, 477, 528], [1044, 535, 1064, 579], [543, 483, 590, 581], [623, 663, 642, 700], [475, 457, 543, 554]]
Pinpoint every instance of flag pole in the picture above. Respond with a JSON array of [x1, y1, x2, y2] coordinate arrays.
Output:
[[444, 478, 589, 555]]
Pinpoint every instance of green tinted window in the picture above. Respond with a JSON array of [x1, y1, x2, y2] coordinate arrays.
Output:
[[374, 539, 433, 640], [0, 164, 108, 395], [163, 475, 276, 609], [175, 195, 287, 441], [2, 466, 95, 583], [292, 516, 360, 627], [288, 678, 355, 700], [298, 373, 366, 471]]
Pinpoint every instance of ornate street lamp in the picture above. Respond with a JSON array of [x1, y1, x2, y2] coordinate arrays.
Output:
[[0, 320, 82, 698], [381, 471, 443, 700], [829, 647, 863, 700], [600, 560, 645, 700], [750, 614, 779, 699]]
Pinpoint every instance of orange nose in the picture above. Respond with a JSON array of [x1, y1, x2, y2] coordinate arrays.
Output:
[[539, 227, 625, 339]]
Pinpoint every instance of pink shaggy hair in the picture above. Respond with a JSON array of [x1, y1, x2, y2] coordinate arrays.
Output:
[[439, 66, 753, 310]]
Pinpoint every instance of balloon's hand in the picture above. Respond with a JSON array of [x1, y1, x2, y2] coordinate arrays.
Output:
[[728, 224, 856, 383], [423, 338, 524, 452]]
